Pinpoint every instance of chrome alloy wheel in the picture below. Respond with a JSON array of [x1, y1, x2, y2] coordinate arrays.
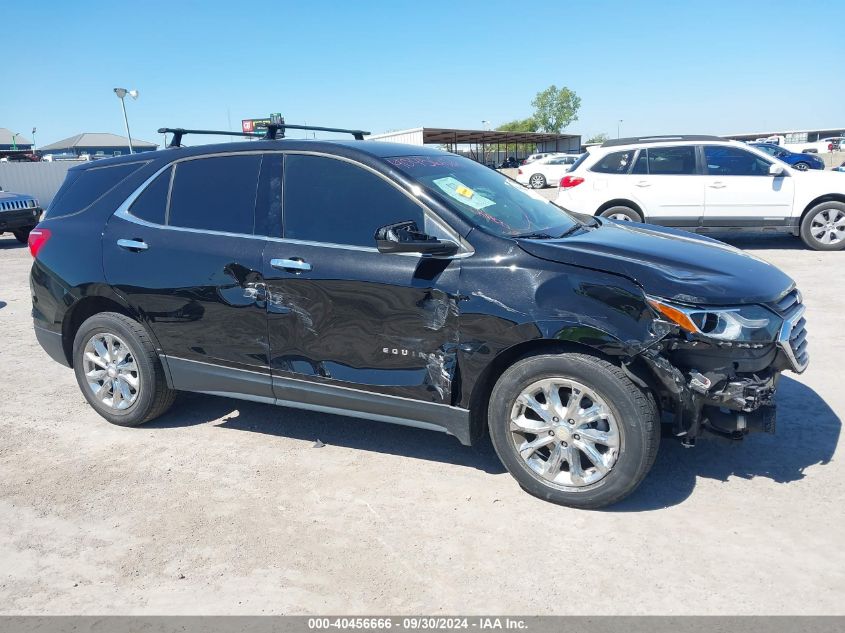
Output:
[[82, 333, 140, 410], [810, 208, 845, 245], [607, 213, 633, 221], [509, 378, 620, 487], [528, 174, 545, 188]]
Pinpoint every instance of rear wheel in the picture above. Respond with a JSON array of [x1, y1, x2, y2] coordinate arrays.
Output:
[[488, 353, 659, 509], [599, 206, 643, 222], [800, 202, 845, 251], [72, 312, 175, 426], [13, 228, 31, 243], [528, 173, 547, 189]]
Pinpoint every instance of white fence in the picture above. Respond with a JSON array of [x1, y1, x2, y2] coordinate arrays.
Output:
[[0, 162, 75, 208]]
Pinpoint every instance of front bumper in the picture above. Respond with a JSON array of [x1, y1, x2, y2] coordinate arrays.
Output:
[[637, 289, 808, 443], [0, 207, 41, 232]]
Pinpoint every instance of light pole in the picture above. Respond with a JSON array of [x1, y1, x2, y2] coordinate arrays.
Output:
[[617, 119, 623, 139], [113, 88, 139, 154], [11, 133, 19, 151], [481, 120, 490, 131], [31, 127, 36, 150]]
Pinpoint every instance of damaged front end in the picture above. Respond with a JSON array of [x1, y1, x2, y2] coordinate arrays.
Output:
[[633, 288, 808, 445]]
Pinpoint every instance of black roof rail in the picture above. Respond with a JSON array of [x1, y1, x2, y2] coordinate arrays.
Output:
[[158, 124, 370, 148], [601, 135, 725, 148], [262, 123, 370, 141]]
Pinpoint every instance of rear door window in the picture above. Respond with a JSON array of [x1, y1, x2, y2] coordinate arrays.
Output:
[[168, 155, 262, 233], [645, 146, 697, 175], [591, 150, 637, 174]]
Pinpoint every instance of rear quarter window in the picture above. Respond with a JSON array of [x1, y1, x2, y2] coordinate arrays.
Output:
[[591, 150, 636, 174], [44, 162, 146, 219]]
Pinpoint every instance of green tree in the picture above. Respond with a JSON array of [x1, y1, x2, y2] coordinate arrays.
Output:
[[496, 117, 537, 133], [587, 132, 609, 144], [531, 85, 581, 133]]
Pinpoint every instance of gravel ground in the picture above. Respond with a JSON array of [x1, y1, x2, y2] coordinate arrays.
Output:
[[0, 225, 842, 615]]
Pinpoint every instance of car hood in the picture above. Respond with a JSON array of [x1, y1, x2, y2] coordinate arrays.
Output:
[[0, 191, 33, 202], [517, 220, 794, 306]]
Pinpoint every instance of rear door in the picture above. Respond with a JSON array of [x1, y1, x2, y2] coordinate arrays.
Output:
[[625, 145, 704, 227], [701, 145, 794, 227], [261, 152, 463, 407], [103, 153, 272, 399]]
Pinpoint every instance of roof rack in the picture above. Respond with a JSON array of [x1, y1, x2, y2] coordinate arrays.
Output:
[[601, 135, 724, 148], [158, 124, 370, 148]]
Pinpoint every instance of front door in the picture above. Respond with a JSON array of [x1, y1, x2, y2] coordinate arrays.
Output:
[[701, 145, 795, 227], [103, 153, 272, 399], [261, 153, 462, 407]]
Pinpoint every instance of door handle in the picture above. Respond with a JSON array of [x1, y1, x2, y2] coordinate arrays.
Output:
[[271, 258, 312, 272], [708, 182, 727, 189], [634, 181, 651, 187], [117, 238, 148, 251]]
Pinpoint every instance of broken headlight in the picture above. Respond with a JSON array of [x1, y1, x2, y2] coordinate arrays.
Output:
[[647, 297, 781, 342]]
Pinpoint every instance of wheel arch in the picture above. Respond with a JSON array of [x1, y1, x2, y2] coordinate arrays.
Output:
[[465, 337, 625, 445], [595, 199, 644, 219], [801, 193, 845, 221], [61, 293, 156, 368]]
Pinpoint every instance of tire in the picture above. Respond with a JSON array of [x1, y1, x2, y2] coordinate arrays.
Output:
[[13, 229, 31, 243], [598, 205, 643, 222], [794, 162, 810, 171], [528, 173, 547, 189], [72, 312, 176, 426], [800, 201, 845, 251], [488, 352, 659, 509]]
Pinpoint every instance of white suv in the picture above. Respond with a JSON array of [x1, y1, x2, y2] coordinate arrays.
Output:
[[555, 135, 845, 250]]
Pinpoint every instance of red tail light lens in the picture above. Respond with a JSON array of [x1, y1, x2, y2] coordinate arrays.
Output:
[[517, 168, 523, 175], [28, 228, 51, 257], [560, 176, 584, 189]]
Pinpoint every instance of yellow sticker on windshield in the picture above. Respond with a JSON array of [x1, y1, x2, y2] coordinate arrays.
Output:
[[456, 185, 474, 198]]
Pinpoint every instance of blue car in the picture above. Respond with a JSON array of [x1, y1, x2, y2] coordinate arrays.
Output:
[[750, 143, 826, 171]]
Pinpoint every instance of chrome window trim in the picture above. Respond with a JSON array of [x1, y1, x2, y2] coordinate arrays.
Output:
[[113, 149, 474, 257]]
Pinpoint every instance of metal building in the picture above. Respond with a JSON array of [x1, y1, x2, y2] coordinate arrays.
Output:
[[39, 133, 158, 159], [367, 127, 582, 165]]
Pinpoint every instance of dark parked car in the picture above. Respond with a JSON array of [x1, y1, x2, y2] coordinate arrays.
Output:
[[0, 185, 41, 242], [750, 143, 825, 171], [498, 157, 520, 169], [29, 126, 809, 508]]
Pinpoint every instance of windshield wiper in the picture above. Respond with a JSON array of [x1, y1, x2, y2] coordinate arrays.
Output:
[[557, 223, 586, 238], [512, 231, 555, 239]]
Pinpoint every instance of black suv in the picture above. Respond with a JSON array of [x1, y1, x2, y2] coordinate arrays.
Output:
[[29, 126, 809, 508]]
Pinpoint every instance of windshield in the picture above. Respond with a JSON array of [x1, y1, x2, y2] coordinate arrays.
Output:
[[385, 154, 578, 237]]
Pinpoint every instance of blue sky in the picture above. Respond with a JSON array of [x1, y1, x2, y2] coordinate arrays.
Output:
[[3, 0, 844, 148]]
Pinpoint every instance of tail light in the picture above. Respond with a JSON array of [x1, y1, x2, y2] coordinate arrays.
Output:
[[517, 168, 523, 175], [560, 175, 584, 189], [28, 227, 51, 257]]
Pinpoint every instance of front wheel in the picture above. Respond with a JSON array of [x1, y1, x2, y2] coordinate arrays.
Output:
[[599, 206, 643, 222], [800, 202, 845, 251], [488, 353, 659, 509], [72, 312, 176, 426], [793, 161, 810, 171]]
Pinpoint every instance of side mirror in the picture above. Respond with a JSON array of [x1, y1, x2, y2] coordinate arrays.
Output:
[[769, 163, 786, 176], [374, 221, 459, 257]]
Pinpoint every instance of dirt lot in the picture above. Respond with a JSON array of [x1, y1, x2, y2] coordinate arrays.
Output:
[[0, 226, 843, 615]]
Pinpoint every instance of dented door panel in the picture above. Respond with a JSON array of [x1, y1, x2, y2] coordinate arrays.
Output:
[[262, 243, 461, 405]]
